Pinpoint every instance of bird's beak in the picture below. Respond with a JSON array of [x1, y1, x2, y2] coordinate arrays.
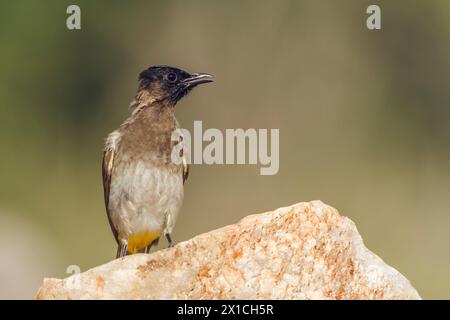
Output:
[[182, 73, 214, 87]]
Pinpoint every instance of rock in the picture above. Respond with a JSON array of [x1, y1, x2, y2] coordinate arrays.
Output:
[[34, 201, 420, 299]]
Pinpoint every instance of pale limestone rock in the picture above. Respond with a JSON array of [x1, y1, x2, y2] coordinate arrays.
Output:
[[34, 201, 420, 300]]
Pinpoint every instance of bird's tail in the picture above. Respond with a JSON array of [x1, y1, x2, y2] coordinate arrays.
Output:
[[116, 243, 128, 258]]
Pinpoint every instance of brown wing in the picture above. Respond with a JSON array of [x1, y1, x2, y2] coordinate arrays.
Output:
[[102, 148, 119, 244], [182, 154, 189, 184]]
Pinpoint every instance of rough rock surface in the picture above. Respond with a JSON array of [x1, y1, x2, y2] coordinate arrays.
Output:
[[35, 201, 420, 299]]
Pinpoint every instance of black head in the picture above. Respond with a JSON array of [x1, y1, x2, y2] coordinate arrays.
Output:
[[137, 65, 213, 105]]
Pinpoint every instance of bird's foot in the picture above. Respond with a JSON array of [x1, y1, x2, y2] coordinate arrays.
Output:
[[165, 233, 175, 248]]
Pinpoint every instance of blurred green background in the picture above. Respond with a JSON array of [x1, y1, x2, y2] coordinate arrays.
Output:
[[1, 0, 449, 299]]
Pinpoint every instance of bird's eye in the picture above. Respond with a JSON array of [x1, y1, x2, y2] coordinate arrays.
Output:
[[167, 73, 177, 83]]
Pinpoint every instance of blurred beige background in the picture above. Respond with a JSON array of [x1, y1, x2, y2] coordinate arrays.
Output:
[[0, 0, 449, 299]]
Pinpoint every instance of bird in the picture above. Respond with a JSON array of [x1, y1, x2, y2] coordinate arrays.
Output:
[[102, 65, 213, 258]]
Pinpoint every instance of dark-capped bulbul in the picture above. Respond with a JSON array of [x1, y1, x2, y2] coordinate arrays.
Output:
[[102, 65, 213, 258]]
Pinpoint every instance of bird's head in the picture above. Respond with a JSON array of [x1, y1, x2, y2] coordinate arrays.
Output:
[[135, 65, 213, 107]]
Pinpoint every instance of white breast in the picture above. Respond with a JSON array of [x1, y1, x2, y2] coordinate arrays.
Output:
[[108, 161, 184, 239]]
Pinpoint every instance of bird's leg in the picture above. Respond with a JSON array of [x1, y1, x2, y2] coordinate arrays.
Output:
[[145, 237, 160, 254], [116, 241, 128, 258], [165, 233, 175, 248]]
